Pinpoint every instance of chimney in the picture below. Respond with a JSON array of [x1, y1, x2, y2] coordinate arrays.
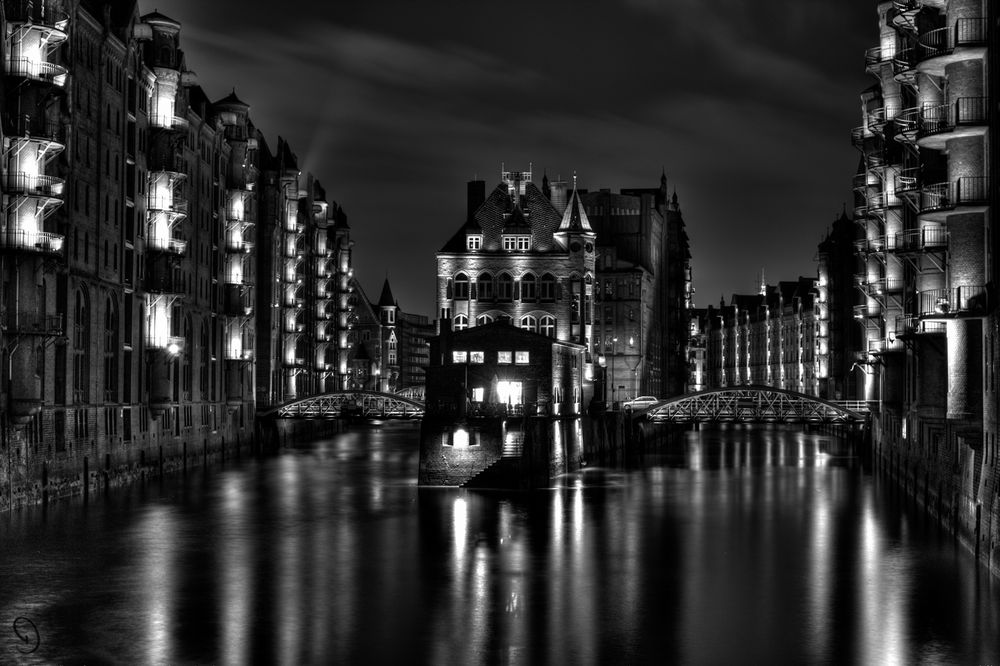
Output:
[[467, 180, 485, 220]]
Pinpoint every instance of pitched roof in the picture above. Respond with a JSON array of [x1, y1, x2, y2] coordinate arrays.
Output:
[[439, 181, 564, 253], [214, 89, 249, 109], [557, 185, 593, 233], [377, 279, 396, 308]]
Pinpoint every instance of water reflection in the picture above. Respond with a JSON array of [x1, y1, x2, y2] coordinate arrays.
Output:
[[0, 423, 998, 664]]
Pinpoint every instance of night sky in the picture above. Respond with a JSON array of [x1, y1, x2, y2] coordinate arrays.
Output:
[[153, 0, 874, 317]]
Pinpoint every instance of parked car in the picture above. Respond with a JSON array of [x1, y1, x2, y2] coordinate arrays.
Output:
[[622, 395, 659, 411]]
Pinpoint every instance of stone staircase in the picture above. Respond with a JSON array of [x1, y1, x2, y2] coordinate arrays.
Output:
[[462, 431, 525, 489]]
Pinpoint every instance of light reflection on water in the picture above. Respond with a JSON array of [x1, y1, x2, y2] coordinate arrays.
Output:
[[0, 423, 998, 664]]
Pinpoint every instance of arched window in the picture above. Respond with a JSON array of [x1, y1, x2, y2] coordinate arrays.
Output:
[[520, 273, 536, 302], [476, 314, 493, 326], [520, 315, 538, 333], [454, 273, 470, 300], [477, 272, 493, 301], [104, 296, 119, 401], [540, 274, 556, 301], [497, 273, 514, 301], [540, 315, 556, 338], [73, 288, 90, 403], [454, 314, 468, 331]]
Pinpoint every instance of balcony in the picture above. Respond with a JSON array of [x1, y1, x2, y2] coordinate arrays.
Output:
[[3, 171, 64, 197], [283, 357, 307, 368], [892, 107, 920, 144], [864, 45, 894, 72], [854, 236, 890, 254], [919, 177, 989, 218], [916, 18, 987, 76], [868, 338, 904, 354], [147, 195, 188, 216], [863, 277, 904, 298], [149, 114, 189, 132], [284, 296, 305, 309], [225, 240, 254, 254], [146, 335, 185, 354], [147, 236, 187, 255], [897, 315, 946, 337], [6, 115, 66, 158], [853, 304, 882, 320], [894, 226, 947, 253], [867, 190, 901, 214], [918, 285, 989, 318], [0, 229, 64, 256], [4, 0, 70, 29], [0, 310, 63, 336], [917, 97, 988, 149], [891, 49, 917, 84], [4, 57, 67, 87], [224, 347, 254, 362]]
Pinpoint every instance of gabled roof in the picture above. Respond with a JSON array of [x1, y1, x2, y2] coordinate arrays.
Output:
[[502, 204, 531, 233], [439, 181, 564, 253]]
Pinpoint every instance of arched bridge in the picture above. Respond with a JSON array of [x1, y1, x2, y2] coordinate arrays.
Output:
[[263, 391, 425, 420], [644, 386, 868, 425]]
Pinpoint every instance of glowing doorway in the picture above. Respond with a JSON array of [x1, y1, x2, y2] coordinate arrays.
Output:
[[496, 381, 523, 406]]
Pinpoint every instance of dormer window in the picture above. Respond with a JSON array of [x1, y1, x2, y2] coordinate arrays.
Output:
[[502, 235, 530, 251], [466, 234, 482, 250]]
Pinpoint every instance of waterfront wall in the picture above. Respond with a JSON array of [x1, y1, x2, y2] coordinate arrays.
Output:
[[873, 412, 999, 579]]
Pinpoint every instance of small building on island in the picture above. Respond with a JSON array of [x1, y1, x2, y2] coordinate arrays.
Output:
[[419, 320, 586, 487]]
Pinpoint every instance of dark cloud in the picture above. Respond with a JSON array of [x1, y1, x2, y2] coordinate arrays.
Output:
[[155, 0, 872, 314]]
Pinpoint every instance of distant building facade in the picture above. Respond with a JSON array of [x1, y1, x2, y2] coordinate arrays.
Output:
[[581, 172, 691, 403], [348, 278, 433, 393]]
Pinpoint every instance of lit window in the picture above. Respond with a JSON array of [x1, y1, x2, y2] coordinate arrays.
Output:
[[471, 387, 484, 402], [515, 351, 529, 364], [470, 351, 484, 364], [388, 351, 397, 364], [516, 235, 530, 250], [502, 236, 517, 250], [454, 314, 468, 331], [520, 315, 537, 333], [498, 351, 512, 364], [452, 351, 468, 363], [466, 235, 482, 250], [540, 316, 555, 338]]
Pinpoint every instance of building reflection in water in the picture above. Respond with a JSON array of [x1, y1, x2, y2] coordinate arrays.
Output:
[[3, 423, 999, 664]]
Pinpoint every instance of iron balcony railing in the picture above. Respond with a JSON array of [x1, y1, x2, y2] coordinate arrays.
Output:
[[148, 114, 189, 132], [2, 171, 64, 197], [147, 237, 187, 255], [865, 45, 895, 69], [225, 240, 254, 254], [864, 277, 904, 297], [869, 338, 904, 354], [854, 236, 890, 254], [7, 114, 65, 145], [868, 190, 901, 211], [0, 309, 64, 336], [895, 227, 947, 252], [853, 304, 883, 319], [897, 315, 946, 336], [919, 97, 988, 138], [148, 156, 187, 175], [146, 335, 185, 353], [918, 285, 989, 317], [918, 18, 987, 62], [147, 195, 189, 214], [894, 107, 920, 139], [891, 49, 916, 80], [894, 167, 920, 195], [919, 177, 989, 214], [0, 228, 64, 255], [4, 58, 67, 86]]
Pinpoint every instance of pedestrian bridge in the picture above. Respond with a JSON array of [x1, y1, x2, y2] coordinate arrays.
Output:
[[262, 390, 425, 420], [644, 386, 868, 425]]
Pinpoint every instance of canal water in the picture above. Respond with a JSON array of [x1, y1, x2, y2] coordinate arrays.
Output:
[[1, 423, 998, 664]]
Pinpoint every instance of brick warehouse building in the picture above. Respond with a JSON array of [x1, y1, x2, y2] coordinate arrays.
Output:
[[0, 1, 354, 508], [580, 172, 691, 404], [436, 167, 597, 407], [855, 0, 999, 574]]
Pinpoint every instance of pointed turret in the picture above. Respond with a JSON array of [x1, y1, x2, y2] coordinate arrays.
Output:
[[557, 177, 594, 233], [378, 278, 396, 308]]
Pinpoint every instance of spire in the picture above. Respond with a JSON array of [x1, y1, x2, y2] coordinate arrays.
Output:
[[378, 278, 396, 308], [557, 176, 593, 233]]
